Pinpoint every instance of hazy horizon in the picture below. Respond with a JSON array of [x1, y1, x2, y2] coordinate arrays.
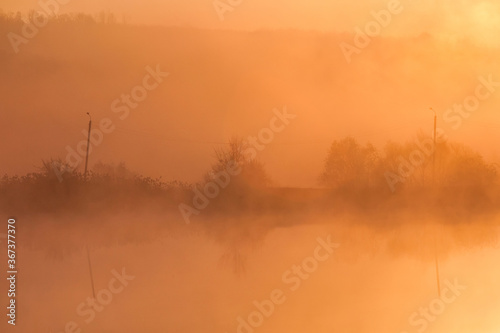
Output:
[[1, 16, 500, 187], [2, 0, 500, 43], [2, 2, 500, 332]]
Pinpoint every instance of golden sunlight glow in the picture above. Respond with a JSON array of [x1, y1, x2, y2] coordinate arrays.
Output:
[[469, 2, 500, 46]]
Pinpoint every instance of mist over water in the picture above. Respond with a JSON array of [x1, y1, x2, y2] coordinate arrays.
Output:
[[0, 209, 498, 333]]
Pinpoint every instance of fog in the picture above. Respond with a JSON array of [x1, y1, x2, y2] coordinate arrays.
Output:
[[1, 1, 500, 332], [3, 0, 500, 40], [1, 13, 500, 187], [1, 210, 499, 333]]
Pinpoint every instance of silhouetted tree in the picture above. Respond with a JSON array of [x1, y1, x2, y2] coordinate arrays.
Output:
[[320, 137, 379, 190], [206, 136, 270, 190]]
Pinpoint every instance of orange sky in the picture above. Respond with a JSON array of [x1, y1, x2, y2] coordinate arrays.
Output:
[[2, 0, 499, 44]]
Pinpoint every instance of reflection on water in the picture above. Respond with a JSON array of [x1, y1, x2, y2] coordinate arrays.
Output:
[[2, 214, 499, 333]]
